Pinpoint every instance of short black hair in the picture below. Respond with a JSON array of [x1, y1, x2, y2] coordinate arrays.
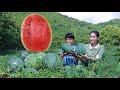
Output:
[[89, 31, 100, 38], [65, 33, 75, 40]]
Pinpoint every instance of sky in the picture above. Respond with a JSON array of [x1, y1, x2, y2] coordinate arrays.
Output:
[[59, 12, 120, 24]]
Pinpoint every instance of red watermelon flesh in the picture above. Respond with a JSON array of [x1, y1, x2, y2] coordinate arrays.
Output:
[[21, 14, 52, 52]]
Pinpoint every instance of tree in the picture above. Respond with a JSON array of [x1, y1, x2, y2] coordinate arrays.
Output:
[[0, 12, 23, 51], [100, 25, 120, 46]]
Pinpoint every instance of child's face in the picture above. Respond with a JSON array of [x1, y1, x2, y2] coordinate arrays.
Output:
[[65, 38, 74, 45]]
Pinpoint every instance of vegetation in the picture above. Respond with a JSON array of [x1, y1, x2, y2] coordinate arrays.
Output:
[[0, 12, 120, 78], [100, 25, 120, 46], [0, 12, 23, 51]]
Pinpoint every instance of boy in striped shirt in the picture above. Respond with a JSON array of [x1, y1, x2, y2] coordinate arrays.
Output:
[[59, 33, 78, 66]]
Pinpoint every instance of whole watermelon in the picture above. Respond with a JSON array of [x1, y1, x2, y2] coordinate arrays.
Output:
[[7, 56, 24, 73], [76, 43, 86, 55], [23, 68, 39, 78], [61, 43, 73, 53], [24, 52, 45, 69], [43, 53, 60, 69], [19, 50, 29, 60]]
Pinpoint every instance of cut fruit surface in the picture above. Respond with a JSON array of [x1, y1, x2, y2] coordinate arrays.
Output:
[[21, 14, 52, 52]]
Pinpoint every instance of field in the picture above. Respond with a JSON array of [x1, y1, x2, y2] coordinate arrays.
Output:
[[0, 46, 120, 78], [0, 12, 120, 78]]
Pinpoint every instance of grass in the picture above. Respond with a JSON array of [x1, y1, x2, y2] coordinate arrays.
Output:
[[0, 46, 120, 78]]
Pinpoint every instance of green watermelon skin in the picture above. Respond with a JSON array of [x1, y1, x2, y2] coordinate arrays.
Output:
[[61, 43, 73, 53], [24, 52, 45, 69], [7, 56, 24, 73], [20, 50, 29, 60], [43, 53, 60, 69], [76, 43, 86, 55]]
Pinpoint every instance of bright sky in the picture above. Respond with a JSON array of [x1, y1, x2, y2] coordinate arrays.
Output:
[[59, 12, 120, 24]]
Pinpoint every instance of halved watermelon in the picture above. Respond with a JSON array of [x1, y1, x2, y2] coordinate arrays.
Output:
[[21, 14, 52, 52]]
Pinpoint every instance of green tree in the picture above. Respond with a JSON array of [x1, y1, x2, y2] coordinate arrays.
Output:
[[100, 25, 120, 46], [0, 12, 23, 51]]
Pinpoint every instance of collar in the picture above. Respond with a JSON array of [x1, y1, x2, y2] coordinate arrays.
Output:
[[90, 43, 100, 49]]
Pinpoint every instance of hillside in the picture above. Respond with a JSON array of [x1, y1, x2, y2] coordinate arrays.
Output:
[[10, 12, 94, 51], [97, 19, 120, 28], [1, 12, 120, 51]]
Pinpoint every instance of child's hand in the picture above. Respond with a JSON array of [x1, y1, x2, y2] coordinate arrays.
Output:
[[82, 54, 89, 59], [59, 52, 68, 58], [69, 51, 78, 58], [63, 52, 68, 56], [78, 54, 85, 59], [78, 54, 90, 61], [70, 51, 75, 55]]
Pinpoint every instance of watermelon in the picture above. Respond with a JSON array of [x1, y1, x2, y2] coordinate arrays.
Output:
[[7, 56, 24, 73], [61, 43, 73, 53], [24, 52, 45, 69], [76, 43, 86, 55], [20, 50, 29, 59], [23, 68, 39, 78], [21, 14, 52, 52], [43, 53, 60, 69]]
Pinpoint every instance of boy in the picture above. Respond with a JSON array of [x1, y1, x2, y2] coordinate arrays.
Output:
[[59, 33, 78, 66]]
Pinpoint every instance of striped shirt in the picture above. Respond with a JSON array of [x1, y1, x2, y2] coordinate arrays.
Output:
[[59, 46, 77, 66]]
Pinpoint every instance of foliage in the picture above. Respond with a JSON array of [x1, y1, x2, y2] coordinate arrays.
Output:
[[1, 12, 120, 51], [23, 68, 39, 78], [0, 12, 23, 51], [0, 45, 120, 78], [100, 25, 120, 46], [97, 19, 120, 28], [2, 12, 92, 51]]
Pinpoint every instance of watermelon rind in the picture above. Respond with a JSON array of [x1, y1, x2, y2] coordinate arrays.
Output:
[[42, 53, 60, 69], [21, 14, 52, 52], [76, 43, 86, 55], [61, 43, 73, 53], [24, 52, 45, 69]]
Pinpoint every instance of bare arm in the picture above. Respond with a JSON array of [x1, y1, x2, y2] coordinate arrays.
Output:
[[59, 52, 68, 59], [78, 54, 96, 61], [78, 45, 105, 61]]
